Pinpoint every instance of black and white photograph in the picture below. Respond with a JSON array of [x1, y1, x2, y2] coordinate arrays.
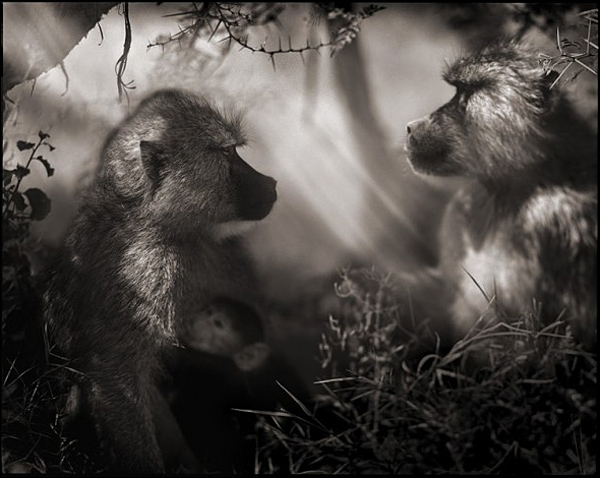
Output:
[[2, 3, 597, 474]]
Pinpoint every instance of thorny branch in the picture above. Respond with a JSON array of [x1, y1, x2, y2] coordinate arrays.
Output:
[[146, 3, 385, 69], [538, 8, 598, 88]]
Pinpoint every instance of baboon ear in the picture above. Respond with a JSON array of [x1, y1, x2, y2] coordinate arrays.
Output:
[[140, 141, 166, 184], [233, 342, 270, 372]]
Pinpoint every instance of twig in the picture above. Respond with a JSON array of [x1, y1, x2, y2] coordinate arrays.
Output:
[[115, 2, 134, 103]]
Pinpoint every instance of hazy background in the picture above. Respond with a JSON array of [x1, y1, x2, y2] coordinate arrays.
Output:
[[4, 4, 463, 278]]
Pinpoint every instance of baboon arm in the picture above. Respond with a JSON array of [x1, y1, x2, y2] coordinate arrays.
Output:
[[88, 379, 165, 473], [152, 386, 202, 473]]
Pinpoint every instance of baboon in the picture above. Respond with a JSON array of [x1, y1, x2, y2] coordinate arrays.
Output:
[[164, 298, 311, 474], [180, 297, 271, 371], [43, 89, 277, 473], [404, 40, 597, 349]]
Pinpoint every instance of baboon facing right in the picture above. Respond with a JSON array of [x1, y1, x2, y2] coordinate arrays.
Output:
[[44, 89, 278, 473], [404, 40, 597, 349]]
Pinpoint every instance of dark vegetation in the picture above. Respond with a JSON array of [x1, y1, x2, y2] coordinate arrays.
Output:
[[254, 268, 597, 474], [2, 3, 597, 474]]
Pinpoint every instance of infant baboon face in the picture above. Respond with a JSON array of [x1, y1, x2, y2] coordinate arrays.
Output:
[[405, 42, 558, 180], [183, 300, 271, 372], [185, 306, 244, 356]]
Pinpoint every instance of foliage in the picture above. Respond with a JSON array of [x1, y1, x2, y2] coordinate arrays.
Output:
[[323, 4, 386, 57], [3, 131, 54, 356], [254, 267, 597, 474], [2, 133, 65, 474], [147, 2, 385, 68]]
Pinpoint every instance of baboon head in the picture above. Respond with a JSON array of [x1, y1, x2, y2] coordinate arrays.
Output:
[[404, 41, 560, 180], [184, 298, 270, 372], [104, 90, 277, 231]]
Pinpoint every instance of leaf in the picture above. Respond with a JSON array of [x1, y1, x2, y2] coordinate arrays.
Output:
[[45, 143, 56, 151], [38, 131, 50, 140], [3, 168, 14, 186], [24, 188, 51, 221], [34, 156, 54, 177], [12, 192, 27, 211], [361, 4, 385, 17], [13, 165, 30, 180], [16, 141, 35, 151]]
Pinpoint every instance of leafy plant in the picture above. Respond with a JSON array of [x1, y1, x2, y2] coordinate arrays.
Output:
[[3, 131, 54, 226], [2, 132, 62, 474], [3, 131, 54, 350]]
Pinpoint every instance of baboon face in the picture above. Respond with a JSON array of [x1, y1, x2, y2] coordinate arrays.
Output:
[[186, 306, 245, 356], [136, 91, 277, 227], [227, 147, 278, 221], [183, 299, 270, 372], [184, 300, 264, 354], [405, 42, 556, 180]]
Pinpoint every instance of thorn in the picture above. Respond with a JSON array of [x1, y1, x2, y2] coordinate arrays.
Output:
[[208, 20, 222, 43]]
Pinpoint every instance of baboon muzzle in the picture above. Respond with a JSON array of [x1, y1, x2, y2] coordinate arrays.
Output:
[[231, 153, 277, 221], [405, 117, 430, 150]]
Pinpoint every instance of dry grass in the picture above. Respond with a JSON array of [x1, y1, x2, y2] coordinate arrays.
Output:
[[1, 266, 596, 474], [253, 267, 597, 474]]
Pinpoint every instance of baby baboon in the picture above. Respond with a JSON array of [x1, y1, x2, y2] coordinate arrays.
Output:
[[404, 40, 597, 349], [165, 298, 311, 474], [43, 89, 277, 473], [180, 297, 271, 371]]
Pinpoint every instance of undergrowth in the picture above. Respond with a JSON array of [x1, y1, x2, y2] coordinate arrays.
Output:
[[2, 133, 81, 474], [254, 267, 597, 474]]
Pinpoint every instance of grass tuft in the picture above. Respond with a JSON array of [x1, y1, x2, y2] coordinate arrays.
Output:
[[255, 266, 597, 474]]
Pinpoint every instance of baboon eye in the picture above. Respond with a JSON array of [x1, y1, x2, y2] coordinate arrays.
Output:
[[222, 146, 236, 157], [454, 84, 471, 106], [213, 318, 224, 328]]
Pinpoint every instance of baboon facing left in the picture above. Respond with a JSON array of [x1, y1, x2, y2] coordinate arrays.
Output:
[[43, 89, 277, 473], [404, 40, 597, 350]]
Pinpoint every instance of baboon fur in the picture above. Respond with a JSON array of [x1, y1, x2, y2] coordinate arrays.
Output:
[[405, 40, 597, 350], [44, 89, 277, 472]]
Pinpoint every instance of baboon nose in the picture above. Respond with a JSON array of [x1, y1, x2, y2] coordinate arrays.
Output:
[[406, 118, 427, 137], [267, 177, 277, 199]]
